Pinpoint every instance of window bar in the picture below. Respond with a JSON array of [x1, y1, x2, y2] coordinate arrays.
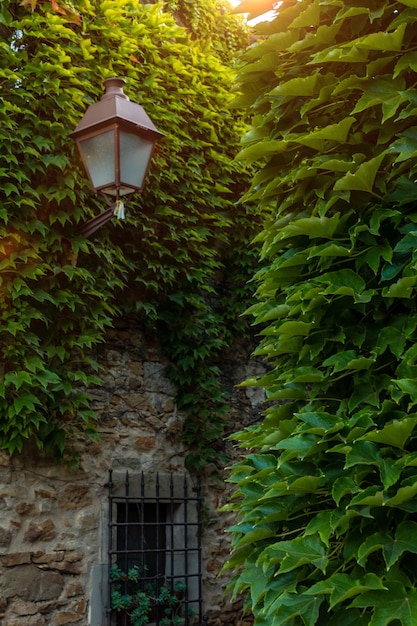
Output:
[[196, 476, 203, 625], [107, 469, 114, 626], [124, 471, 129, 576], [169, 472, 175, 589], [122, 470, 130, 626], [155, 471, 161, 624], [183, 473, 189, 624], [140, 471, 145, 578]]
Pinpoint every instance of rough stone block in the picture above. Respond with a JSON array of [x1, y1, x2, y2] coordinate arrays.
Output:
[[75, 600, 85, 614], [147, 415, 165, 430], [37, 599, 67, 615], [128, 361, 143, 377], [45, 561, 82, 575], [128, 377, 142, 390], [54, 611, 82, 625], [66, 582, 83, 598], [32, 551, 64, 564], [10, 520, 21, 530], [34, 490, 55, 499], [101, 432, 120, 443], [6, 598, 38, 616], [64, 552, 83, 563], [162, 397, 175, 412], [0, 525, 12, 547], [125, 393, 147, 409], [78, 514, 98, 531], [144, 362, 175, 394], [0, 552, 32, 567], [4, 616, 45, 626], [23, 519, 56, 543], [57, 485, 92, 510], [0, 451, 10, 466], [134, 435, 156, 450], [2, 564, 64, 601], [15, 502, 35, 515], [207, 559, 221, 574]]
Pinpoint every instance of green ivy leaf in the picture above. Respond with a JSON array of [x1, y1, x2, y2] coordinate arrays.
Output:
[[307, 572, 386, 609], [385, 481, 417, 508], [360, 416, 417, 449], [350, 583, 417, 626], [334, 153, 385, 193], [268, 592, 323, 626], [12, 393, 42, 415], [260, 535, 328, 574], [356, 23, 406, 52], [323, 350, 374, 373], [384, 521, 417, 569]]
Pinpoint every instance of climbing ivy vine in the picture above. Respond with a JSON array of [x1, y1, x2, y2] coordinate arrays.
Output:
[[226, 1, 417, 625], [0, 0, 259, 464]]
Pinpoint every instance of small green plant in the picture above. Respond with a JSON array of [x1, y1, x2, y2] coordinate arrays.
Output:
[[110, 565, 188, 626]]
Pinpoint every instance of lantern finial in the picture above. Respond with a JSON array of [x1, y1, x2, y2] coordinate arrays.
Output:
[[102, 77, 129, 101]]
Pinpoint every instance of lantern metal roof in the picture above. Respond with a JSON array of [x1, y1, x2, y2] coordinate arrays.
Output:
[[71, 78, 164, 141]]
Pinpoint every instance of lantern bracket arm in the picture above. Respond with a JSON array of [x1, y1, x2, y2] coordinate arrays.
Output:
[[78, 205, 116, 238]]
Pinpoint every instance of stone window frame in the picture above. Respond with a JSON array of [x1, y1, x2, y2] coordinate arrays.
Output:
[[106, 470, 202, 626]]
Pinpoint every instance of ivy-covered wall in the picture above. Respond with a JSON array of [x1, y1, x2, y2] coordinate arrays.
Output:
[[226, 1, 417, 625], [0, 0, 261, 467], [0, 318, 265, 626]]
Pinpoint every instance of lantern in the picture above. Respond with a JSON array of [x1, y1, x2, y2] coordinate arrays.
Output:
[[71, 77, 163, 199]]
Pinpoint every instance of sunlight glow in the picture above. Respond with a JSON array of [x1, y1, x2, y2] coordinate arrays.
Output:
[[228, 0, 280, 25]]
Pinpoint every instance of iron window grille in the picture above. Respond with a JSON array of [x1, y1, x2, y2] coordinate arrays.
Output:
[[108, 470, 203, 626]]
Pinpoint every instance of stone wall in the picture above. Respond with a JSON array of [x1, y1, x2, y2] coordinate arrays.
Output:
[[0, 318, 265, 626]]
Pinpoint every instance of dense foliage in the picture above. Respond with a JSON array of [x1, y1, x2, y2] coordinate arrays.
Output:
[[226, 1, 417, 624], [165, 0, 249, 62], [0, 0, 257, 465]]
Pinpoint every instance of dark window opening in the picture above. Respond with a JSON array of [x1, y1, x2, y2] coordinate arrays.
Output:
[[117, 502, 167, 578], [108, 470, 203, 626]]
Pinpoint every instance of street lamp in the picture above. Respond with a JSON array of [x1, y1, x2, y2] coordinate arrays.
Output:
[[71, 77, 164, 237]]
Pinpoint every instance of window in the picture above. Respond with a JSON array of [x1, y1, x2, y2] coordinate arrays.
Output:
[[116, 502, 168, 578], [108, 471, 202, 626]]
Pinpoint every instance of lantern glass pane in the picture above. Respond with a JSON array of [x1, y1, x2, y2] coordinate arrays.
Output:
[[79, 130, 115, 191], [120, 131, 154, 191]]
